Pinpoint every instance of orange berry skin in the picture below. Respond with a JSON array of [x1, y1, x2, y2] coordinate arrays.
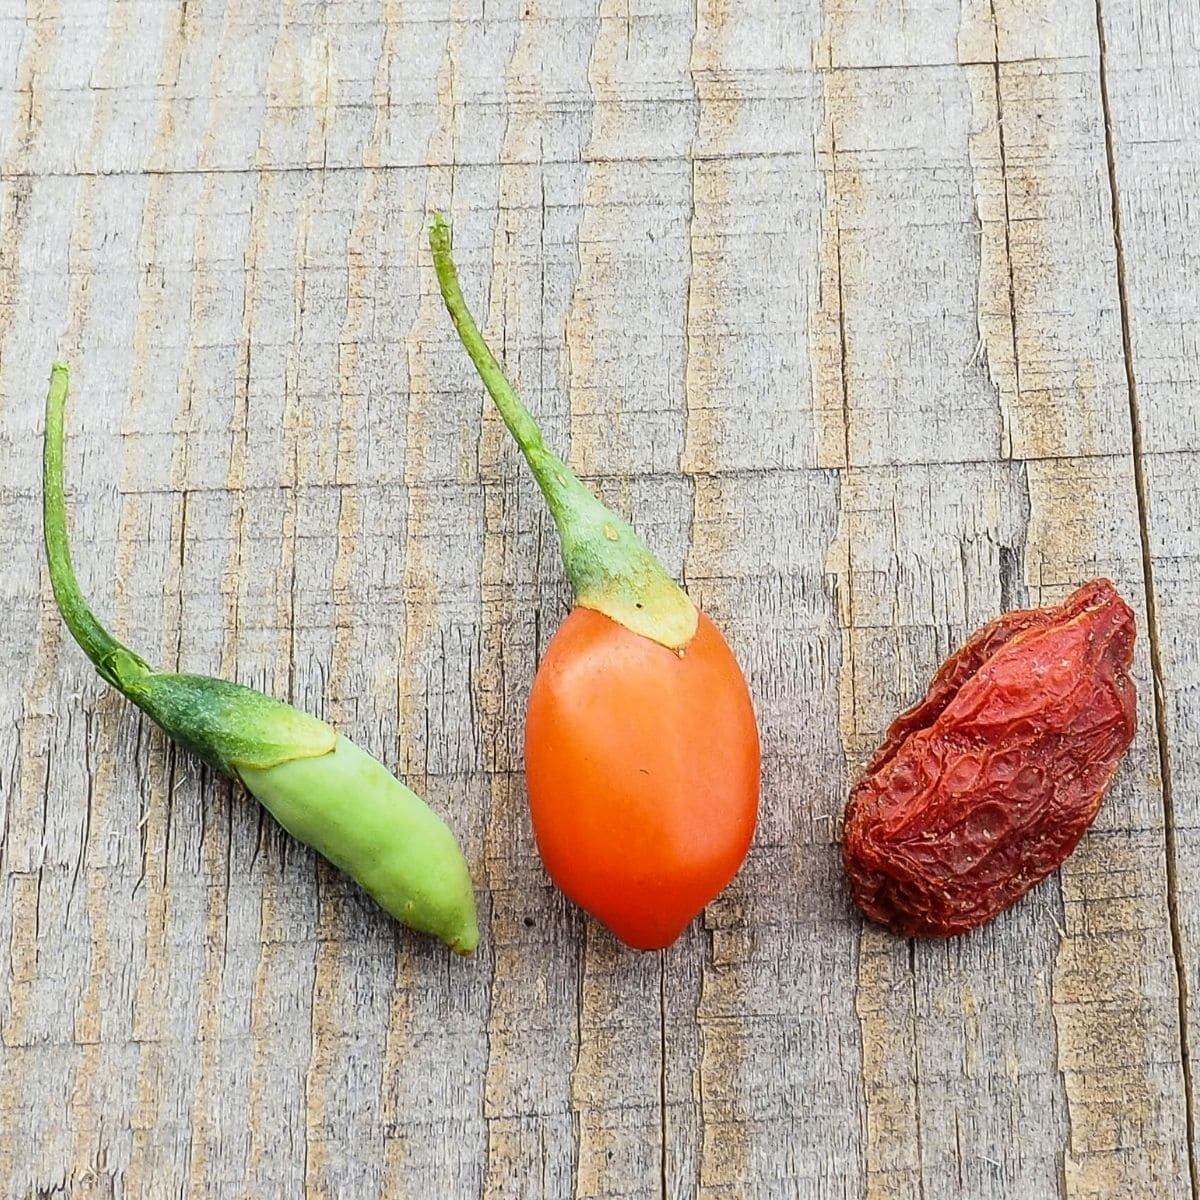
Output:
[[525, 608, 760, 950]]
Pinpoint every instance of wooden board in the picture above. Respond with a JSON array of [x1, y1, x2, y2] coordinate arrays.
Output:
[[1099, 2, 1200, 1196], [0, 1, 1194, 1196]]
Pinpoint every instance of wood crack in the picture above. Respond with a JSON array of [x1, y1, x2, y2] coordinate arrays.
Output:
[[659, 953, 668, 1200], [989, 0, 1019, 460], [908, 938, 928, 1200], [1094, 2, 1198, 1195]]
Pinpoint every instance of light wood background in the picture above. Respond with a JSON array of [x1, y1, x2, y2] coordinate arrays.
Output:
[[0, 1, 1196, 1196]]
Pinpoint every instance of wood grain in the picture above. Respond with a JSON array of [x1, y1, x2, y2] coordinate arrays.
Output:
[[1098, 0, 1200, 1192], [0, 1, 1194, 1196]]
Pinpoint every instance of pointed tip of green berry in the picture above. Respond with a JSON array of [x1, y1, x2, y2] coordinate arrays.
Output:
[[449, 920, 481, 955]]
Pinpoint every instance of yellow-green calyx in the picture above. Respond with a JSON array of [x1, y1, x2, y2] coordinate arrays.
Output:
[[42, 362, 478, 954], [428, 214, 698, 652]]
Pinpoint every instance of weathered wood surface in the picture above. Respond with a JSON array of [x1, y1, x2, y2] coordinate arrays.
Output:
[[0, 1, 1195, 1196]]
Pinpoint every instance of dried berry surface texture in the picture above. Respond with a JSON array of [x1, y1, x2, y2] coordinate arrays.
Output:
[[843, 580, 1138, 937]]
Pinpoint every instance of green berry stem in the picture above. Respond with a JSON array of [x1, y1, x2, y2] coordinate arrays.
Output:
[[43, 363, 152, 692], [429, 214, 698, 652]]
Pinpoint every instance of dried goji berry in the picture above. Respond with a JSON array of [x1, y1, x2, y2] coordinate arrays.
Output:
[[842, 579, 1137, 937]]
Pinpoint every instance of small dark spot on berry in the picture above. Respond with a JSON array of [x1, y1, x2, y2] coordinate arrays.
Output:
[[524, 916, 535, 928]]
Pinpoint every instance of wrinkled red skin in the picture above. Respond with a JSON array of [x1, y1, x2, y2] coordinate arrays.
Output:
[[842, 580, 1137, 937]]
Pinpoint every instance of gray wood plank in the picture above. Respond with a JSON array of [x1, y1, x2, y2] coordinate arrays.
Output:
[[1099, 0, 1200, 1187], [0, 1, 1193, 1197], [822, 0, 1191, 1195]]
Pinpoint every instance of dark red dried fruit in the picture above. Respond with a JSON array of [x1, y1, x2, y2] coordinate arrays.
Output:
[[842, 579, 1137, 937]]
